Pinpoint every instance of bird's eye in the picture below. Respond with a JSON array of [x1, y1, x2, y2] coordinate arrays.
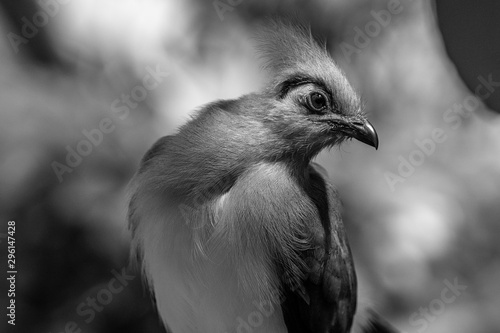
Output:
[[306, 92, 328, 112]]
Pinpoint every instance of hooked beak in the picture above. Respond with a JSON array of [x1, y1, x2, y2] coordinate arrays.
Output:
[[343, 119, 379, 150]]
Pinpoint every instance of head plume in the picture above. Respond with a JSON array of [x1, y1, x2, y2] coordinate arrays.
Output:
[[255, 18, 331, 87]]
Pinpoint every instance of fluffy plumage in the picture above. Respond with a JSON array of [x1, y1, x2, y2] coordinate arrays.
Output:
[[361, 310, 400, 333], [129, 19, 380, 333]]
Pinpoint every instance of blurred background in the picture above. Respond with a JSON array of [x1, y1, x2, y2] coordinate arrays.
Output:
[[1, 0, 499, 332]]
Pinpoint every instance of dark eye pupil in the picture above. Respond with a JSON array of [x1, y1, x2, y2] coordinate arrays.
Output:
[[310, 93, 326, 110]]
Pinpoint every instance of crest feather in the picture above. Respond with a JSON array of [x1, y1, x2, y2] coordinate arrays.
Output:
[[255, 18, 330, 82]]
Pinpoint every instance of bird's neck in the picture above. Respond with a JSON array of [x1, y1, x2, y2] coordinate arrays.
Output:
[[165, 99, 321, 202]]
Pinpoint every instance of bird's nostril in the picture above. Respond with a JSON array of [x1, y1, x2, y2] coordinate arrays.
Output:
[[351, 121, 364, 127]]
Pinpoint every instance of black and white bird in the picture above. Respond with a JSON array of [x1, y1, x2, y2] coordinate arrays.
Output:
[[128, 20, 394, 333]]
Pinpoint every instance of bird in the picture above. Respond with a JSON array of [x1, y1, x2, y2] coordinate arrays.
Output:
[[128, 19, 390, 333]]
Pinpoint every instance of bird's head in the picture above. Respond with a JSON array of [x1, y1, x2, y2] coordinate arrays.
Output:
[[248, 19, 378, 162]]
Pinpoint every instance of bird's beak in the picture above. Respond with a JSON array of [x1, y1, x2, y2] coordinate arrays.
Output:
[[345, 119, 379, 150]]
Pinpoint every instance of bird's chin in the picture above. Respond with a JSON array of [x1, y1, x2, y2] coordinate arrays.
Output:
[[303, 134, 346, 159], [322, 131, 348, 146]]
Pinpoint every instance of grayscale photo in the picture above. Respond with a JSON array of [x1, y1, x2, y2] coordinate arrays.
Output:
[[1, 1, 499, 333]]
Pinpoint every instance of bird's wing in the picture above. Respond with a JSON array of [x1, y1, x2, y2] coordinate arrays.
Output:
[[129, 160, 320, 333], [280, 163, 357, 333]]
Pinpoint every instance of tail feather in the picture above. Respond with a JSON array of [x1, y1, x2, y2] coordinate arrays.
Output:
[[361, 310, 399, 333]]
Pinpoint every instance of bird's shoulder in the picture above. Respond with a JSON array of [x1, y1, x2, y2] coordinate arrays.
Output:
[[139, 135, 174, 169], [279, 162, 357, 333], [306, 163, 356, 295]]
